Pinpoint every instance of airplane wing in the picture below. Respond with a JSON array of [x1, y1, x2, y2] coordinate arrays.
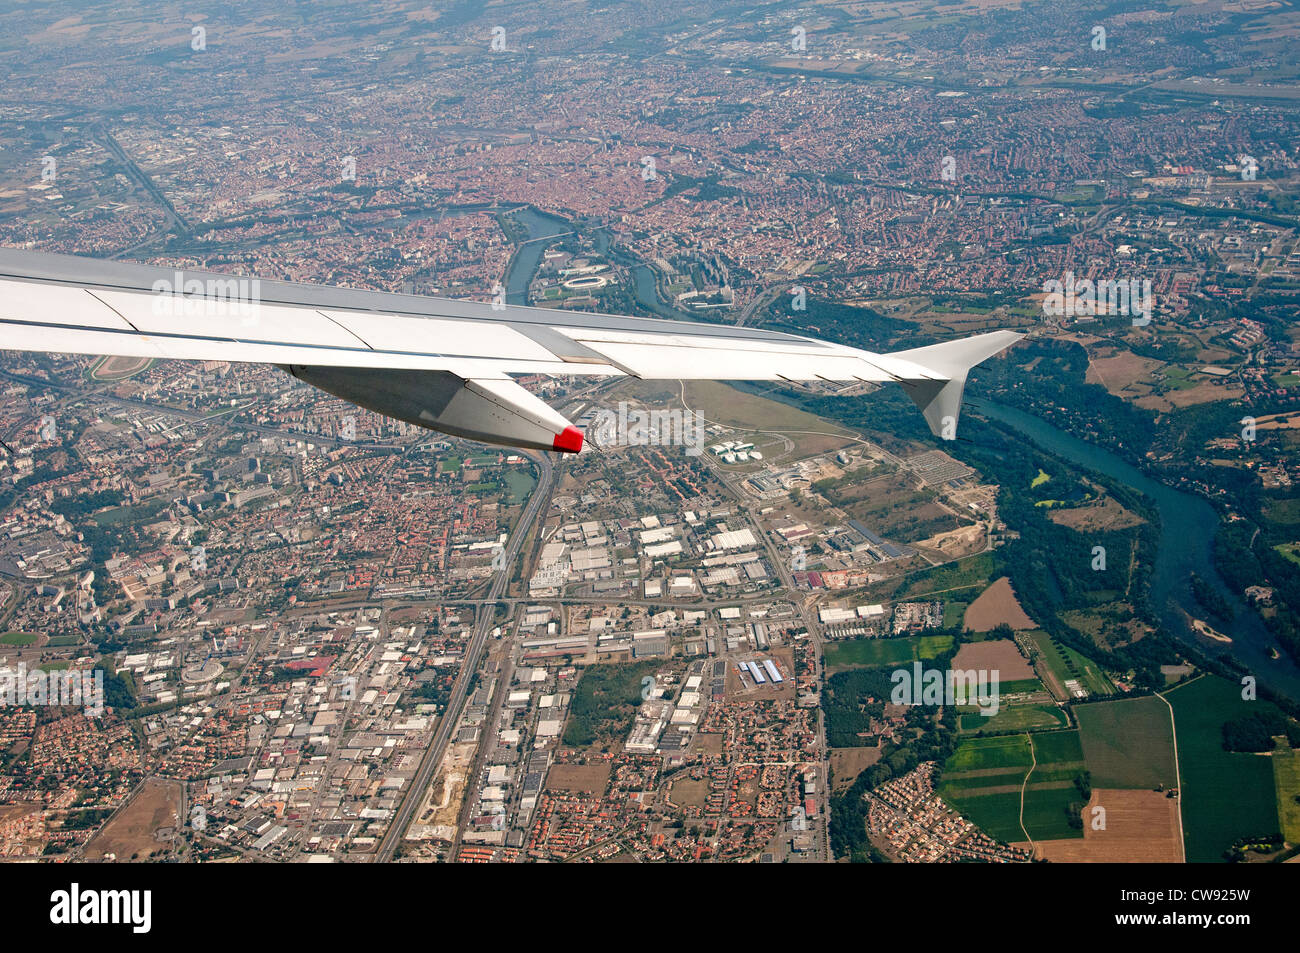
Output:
[[0, 248, 1021, 452]]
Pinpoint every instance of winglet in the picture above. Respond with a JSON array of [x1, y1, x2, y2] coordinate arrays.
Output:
[[552, 425, 584, 454], [887, 330, 1023, 440]]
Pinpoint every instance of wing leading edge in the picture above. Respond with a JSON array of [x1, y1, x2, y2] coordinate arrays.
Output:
[[0, 248, 1022, 451]]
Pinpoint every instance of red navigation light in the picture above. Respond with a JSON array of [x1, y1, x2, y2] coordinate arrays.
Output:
[[552, 425, 584, 454]]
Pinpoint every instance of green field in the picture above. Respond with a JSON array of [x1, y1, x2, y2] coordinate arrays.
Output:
[[822, 634, 953, 672], [938, 731, 1088, 842], [562, 659, 663, 750], [1075, 695, 1178, 789], [1273, 742, 1300, 844], [1166, 676, 1280, 862], [999, 678, 1049, 696], [1032, 730, 1086, 767], [893, 552, 995, 601], [1274, 543, 1300, 568], [1024, 731, 1088, 848], [503, 469, 536, 505], [938, 770, 1031, 792], [1264, 498, 1300, 526], [0, 632, 37, 646], [942, 789, 1029, 843], [942, 600, 969, 628], [943, 734, 1033, 773], [960, 703, 1067, 733], [1021, 780, 1087, 841], [1027, 630, 1116, 698], [93, 499, 168, 527]]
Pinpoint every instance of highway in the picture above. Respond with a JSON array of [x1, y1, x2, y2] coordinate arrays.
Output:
[[374, 448, 555, 861]]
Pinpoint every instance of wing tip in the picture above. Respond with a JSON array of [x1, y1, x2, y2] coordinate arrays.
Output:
[[552, 425, 584, 454]]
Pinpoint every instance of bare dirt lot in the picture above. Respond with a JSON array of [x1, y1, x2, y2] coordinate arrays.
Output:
[[1021, 788, 1184, 862], [83, 777, 181, 861], [951, 638, 1035, 680], [547, 762, 612, 795], [914, 523, 987, 561], [963, 577, 1037, 632], [412, 740, 476, 841], [1084, 347, 1163, 397], [1135, 380, 1244, 411], [830, 746, 883, 792], [1047, 497, 1144, 532]]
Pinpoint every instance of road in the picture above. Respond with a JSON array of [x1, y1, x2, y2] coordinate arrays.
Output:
[[374, 449, 555, 861], [1156, 685, 1189, 863]]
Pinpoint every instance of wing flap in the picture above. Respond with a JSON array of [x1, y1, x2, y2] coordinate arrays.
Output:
[[91, 289, 369, 349], [319, 309, 557, 363], [0, 279, 137, 332]]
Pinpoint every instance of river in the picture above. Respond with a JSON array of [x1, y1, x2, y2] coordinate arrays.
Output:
[[502, 206, 687, 319], [502, 207, 572, 305], [498, 206, 1300, 701], [973, 398, 1300, 702]]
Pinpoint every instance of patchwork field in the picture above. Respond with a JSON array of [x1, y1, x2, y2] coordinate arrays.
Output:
[[938, 732, 1088, 844], [1166, 676, 1281, 863], [1075, 695, 1178, 790], [1134, 378, 1244, 411]]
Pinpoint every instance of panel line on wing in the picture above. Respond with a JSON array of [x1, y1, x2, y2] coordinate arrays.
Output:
[[0, 315, 618, 379], [318, 310, 375, 350], [85, 289, 143, 334]]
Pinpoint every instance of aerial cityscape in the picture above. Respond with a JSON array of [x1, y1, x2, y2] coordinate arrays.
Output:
[[0, 0, 1299, 885]]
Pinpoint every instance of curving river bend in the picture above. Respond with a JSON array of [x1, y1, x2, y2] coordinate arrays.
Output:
[[973, 398, 1300, 702], [497, 205, 1300, 703]]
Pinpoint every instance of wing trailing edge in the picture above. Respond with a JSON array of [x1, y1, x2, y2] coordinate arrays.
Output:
[[0, 247, 1024, 450]]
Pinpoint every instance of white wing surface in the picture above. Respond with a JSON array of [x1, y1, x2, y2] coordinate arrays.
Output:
[[0, 248, 1021, 452]]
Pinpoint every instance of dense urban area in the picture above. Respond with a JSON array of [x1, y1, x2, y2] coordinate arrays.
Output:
[[1, 0, 1299, 864]]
